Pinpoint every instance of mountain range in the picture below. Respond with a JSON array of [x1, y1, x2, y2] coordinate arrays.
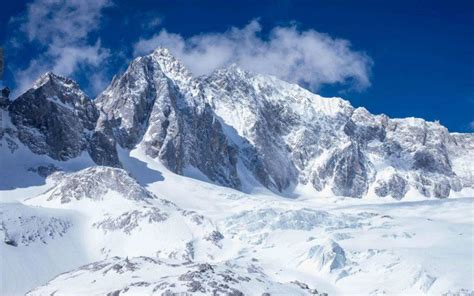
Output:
[[2, 47, 473, 199], [1, 47, 473, 295]]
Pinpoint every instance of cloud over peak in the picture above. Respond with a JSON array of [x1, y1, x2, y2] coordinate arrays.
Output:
[[134, 20, 372, 91], [8, 3, 372, 97], [10, 0, 111, 96]]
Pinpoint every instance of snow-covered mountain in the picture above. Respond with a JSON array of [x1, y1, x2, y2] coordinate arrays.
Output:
[[1, 47, 473, 295], [2, 47, 473, 199]]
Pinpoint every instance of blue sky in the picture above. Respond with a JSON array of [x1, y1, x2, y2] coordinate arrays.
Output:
[[1, 0, 473, 132]]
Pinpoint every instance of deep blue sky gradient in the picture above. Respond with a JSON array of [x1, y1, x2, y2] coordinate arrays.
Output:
[[1, 0, 473, 131]]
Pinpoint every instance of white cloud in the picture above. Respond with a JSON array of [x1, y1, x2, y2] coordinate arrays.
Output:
[[11, 0, 111, 96], [134, 20, 372, 91]]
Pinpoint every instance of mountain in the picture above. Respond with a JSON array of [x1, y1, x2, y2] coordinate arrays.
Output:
[[95, 48, 240, 188], [86, 48, 474, 198], [3, 159, 472, 295], [1, 47, 473, 295], [2, 48, 472, 199], [3, 72, 119, 167]]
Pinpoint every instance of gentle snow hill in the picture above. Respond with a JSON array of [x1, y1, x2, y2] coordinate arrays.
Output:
[[0, 202, 88, 296], [27, 256, 320, 296]]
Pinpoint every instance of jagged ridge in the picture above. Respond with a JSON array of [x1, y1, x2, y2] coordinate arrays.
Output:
[[2, 47, 473, 199]]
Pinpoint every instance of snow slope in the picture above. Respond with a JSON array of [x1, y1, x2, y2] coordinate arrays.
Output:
[[1, 145, 472, 295]]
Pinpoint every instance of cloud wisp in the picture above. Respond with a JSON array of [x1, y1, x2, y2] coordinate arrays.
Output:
[[10, 0, 111, 96], [8, 2, 371, 97], [134, 20, 372, 91]]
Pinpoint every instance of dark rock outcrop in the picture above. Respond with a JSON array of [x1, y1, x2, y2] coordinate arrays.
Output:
[[6, 72, 120, 166]]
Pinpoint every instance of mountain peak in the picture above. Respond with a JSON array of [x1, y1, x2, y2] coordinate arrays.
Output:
[[217, 63, 249, 76], [151, 47, 173, 57], [205, 63, 252, 85], [148, 47, 194, 87], [32, 72, 81, 91]]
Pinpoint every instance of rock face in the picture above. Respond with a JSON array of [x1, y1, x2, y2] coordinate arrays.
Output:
[[5, 73, 120, 166], [313, 142, 372, 197], [3, 47, 473, 199], [198, 61, 472, 198], [8, 73, 98, 160], [0, 87, 10, 107], [374, 172, 408, 200], [96, 49, 240, 188]]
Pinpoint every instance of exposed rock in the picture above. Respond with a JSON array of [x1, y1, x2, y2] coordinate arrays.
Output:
[[413, 148, 452, 174], [96, 48, 240, 188], [88, 120, 121, 167], [41, 166, 156, 203], [205, 230, 224, 244], [0, 87, 10, 108], [318, 142, 373, 197], [374, 173, 408, 199], [27, 164, 60, 178], [94, 207, 169, 234], [8, 73, 98, 160]]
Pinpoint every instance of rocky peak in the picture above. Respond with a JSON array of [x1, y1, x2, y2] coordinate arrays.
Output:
[[40, 166, 156, 203], [31, 72, 90, 106], [211, 63, 249, 80], [150, 47, 194, 88], [33, 72, 76, 89], [95, 48, 240, 188], [6, 73, 102, 161]]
